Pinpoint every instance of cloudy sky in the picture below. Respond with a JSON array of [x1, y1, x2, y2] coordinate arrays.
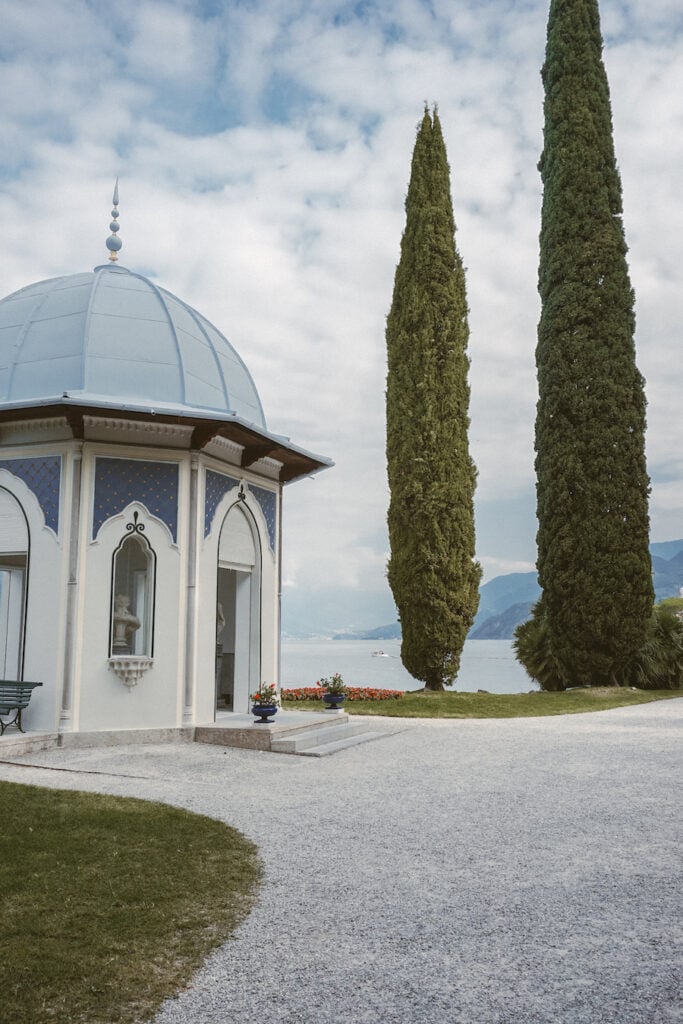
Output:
[[0, 0, 681, 629]]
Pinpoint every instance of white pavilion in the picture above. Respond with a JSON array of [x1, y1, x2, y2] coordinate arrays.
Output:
[[0, 187, 330, 736]]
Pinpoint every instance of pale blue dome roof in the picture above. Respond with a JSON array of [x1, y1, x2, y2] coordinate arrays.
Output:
[[0, 264, 266, 428]]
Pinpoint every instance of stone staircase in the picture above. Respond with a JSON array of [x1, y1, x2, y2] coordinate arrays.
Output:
[[194, 710, 394, 757], [270, 717, 389, 757]]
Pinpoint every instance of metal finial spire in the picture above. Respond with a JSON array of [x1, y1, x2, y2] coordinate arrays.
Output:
[[106, 178, 122, 262]]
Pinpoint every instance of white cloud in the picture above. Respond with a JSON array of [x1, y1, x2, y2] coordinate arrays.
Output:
[[479, 556, 537, 583], [0, 0, 680, 618], [124, 2, 218, 83]]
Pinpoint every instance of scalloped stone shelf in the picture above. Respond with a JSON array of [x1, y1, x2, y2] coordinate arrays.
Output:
[[108, 656, 153, 688]]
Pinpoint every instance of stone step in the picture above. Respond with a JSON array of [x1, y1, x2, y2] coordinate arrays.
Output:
[[293, 730, 390, 758], [193, 711, 399, 756], [271, 721, 384, 755]]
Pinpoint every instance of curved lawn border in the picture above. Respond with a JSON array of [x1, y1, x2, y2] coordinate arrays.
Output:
[[0, 782, 261, 1024]]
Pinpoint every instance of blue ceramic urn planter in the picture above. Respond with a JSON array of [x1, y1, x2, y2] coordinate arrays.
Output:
[[252, 704, 278, 723]]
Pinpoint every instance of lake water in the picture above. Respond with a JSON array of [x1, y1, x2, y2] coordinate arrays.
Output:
[[281, 638, 536, 694]]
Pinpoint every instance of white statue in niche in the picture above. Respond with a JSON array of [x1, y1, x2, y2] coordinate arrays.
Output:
[[112, 594, 140, 652], [216, 602, 226, 642]]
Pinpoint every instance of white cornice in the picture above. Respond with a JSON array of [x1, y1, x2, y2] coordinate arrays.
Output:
[[203, 434, 243, 464], [201, 438, 283, 480], [83, 416, 194, 447], [0, 417, 72, 441], [251, 456, 283, 480]]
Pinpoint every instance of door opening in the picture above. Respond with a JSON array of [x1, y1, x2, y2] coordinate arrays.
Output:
[[215, 502, 260, 715]]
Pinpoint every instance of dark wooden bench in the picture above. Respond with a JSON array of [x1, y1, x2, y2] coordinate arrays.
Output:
[[0, 682, 43, 735]]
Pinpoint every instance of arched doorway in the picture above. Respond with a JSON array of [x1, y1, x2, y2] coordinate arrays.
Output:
[[215, 503, 261, 713], [0, 488, 29, 680]]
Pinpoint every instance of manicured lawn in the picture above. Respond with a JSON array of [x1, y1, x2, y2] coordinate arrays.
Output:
[[282, 687, 682, 718], [0, 782, 261, 1024]]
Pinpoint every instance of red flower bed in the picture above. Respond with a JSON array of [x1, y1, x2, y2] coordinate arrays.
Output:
[[281, 686, 403, 702], [281, 687, 321, 701], [346, 687, 404, 701]]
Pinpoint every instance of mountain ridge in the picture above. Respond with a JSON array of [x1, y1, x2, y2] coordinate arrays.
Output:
[[294, 538, 683, 642]]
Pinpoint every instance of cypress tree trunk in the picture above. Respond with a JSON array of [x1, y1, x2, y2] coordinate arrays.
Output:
[[386, 108, 481, 691], [534, 0, 653, 686]]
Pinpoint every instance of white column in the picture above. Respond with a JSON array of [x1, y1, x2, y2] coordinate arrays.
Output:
[[59, 443, 83, 733], [183, 453, 199, 724]]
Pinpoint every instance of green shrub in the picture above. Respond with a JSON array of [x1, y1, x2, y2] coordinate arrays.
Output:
[[514, 600, 683, 692], [513, 603, 569, 691], [621, 602, 683, 690]]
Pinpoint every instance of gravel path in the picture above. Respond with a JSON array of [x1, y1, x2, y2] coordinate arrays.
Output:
[[1, 700, 681, 1024]]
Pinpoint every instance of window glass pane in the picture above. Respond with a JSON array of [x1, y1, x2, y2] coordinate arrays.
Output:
[[111, 536, 153, 656], [0, 566, 25, 678]]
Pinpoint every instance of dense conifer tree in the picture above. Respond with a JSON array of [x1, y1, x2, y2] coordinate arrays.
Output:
[[532, 0, 653, 686], [386, 108, 480, 691]]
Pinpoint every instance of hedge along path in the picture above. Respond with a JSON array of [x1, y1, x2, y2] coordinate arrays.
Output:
[[0, 781, 262, 1024]]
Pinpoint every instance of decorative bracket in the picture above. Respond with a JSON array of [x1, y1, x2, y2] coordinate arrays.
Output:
[[108, 656, 153, 688], [126, 509, 146, 536], [191, 424, 220, 450], [241, 443, 276, 468]]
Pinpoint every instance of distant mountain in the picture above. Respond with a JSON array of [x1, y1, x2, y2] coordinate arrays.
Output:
[[652, 548, 683, 602], [473, 572, 541, 630], [471, 538, 683, 639], [281, 587, 398, 638], [469, 602, 534, 640], [332, 622, 401, 641], [650, 539, 683, 560], [282, 540, 683, 640]]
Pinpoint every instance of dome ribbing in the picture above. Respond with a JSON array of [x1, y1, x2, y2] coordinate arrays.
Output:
[[0, 264, 266, 429]]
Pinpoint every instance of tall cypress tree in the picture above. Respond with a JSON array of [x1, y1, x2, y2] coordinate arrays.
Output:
[[386, 108, 480, 691], [534, 0, 653, 686]]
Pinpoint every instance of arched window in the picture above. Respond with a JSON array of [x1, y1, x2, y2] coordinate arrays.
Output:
[[110, 515, 156, 658], [0, 488, 29, 680]]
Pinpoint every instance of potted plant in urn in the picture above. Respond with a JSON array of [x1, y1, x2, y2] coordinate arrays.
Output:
[[317, 673, 347, 710], [250, 682, 280, 723]]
